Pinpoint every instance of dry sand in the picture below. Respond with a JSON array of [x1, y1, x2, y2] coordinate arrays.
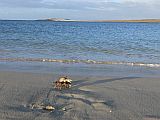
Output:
[[0, 71, 160, 120]]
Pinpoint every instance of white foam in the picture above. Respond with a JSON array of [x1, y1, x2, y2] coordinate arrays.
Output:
[[0, 58, 160, 68]]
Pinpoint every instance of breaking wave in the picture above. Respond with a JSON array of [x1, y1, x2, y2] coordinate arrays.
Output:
[[0, 58, 160, 68]]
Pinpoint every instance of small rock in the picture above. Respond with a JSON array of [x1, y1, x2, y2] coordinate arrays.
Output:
[[44, 105, 55, 111], [62, 107, 66, 111]]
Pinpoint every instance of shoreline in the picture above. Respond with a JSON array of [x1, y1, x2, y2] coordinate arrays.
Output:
[[1, 19, 160, 23], [76, 19, 160, 23], [1, 58, 160, 68], [1, 61, 160, 78]]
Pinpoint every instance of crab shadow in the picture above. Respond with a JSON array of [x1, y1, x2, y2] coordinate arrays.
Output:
[[73, 77, 139, 89], [49, 77, 139, 110]]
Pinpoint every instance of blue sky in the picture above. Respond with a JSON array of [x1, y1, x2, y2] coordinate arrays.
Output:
[[0, 0, 160, 20]]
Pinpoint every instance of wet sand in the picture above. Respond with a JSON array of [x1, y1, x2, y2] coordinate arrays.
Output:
[[0, 68, 160, 120]]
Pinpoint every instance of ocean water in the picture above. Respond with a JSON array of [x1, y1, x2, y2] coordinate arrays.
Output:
[[0, 20, 160, 67]]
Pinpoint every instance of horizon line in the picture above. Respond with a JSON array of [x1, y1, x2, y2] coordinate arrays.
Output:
[[1, 18, 160, 23]]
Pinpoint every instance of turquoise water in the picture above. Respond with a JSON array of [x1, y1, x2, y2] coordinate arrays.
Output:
[[0, 20, 160, 67]]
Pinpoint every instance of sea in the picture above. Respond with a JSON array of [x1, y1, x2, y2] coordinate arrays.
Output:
[[0, 20, 160, 68]]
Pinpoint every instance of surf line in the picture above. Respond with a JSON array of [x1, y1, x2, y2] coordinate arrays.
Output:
[[0, 58, 160, 68]]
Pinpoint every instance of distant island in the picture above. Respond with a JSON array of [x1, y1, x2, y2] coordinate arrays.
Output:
[[38, 18, 160, 23], [38, 18, 74, 22]]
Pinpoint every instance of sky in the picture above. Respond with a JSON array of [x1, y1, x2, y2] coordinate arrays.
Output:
[[0, 0, 160, 20]]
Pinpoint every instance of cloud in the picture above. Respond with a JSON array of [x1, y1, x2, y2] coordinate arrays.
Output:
[[0, 0, 160, 20], [0, 0, 43, 8], [121, 0, 158, 3], [121, 0, 160, 7], [40, 0, 117, 10], [0, 0, 120, 11], [0, 0, 160, 10]]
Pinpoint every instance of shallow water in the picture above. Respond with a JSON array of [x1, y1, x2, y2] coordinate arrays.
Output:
[[0, 20, 160, 67]]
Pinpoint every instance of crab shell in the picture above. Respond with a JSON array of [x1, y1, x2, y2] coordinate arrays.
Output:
[[58, 77, 72, 83]]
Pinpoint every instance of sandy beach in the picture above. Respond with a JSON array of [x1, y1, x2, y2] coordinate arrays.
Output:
[[1, 0, 160, 119], [0, 62, 160, 120]]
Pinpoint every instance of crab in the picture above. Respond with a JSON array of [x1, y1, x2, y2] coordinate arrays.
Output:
[[54, 76, 72, 90]]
